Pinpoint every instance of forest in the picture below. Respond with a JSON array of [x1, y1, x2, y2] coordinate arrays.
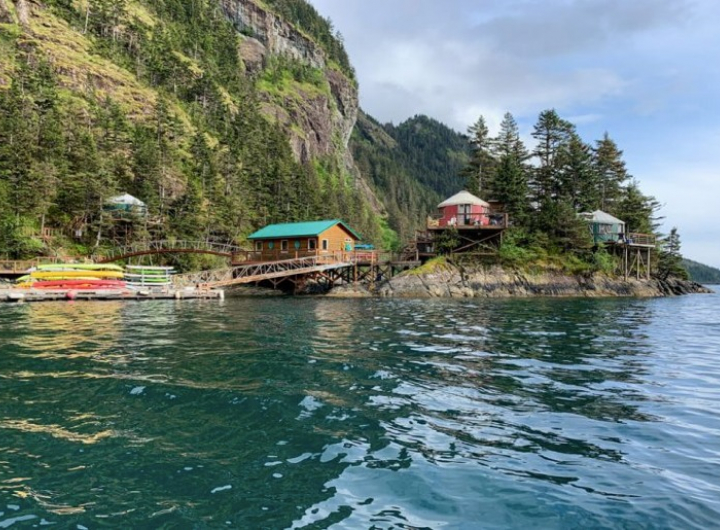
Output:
[[0, 0, 691, 279], [0, 0, 381, 262]]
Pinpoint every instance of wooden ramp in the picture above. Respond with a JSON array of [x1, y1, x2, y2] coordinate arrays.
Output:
[[173, 255, 352, 289]]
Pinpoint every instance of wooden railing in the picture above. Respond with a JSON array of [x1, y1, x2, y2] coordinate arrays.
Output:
[[625, 233, 656, 247], [230, 250, 406, 265], [97, 240, 247, 262], [174, 254, 354, 289], [427, 213, 509, 229], [0, 258, 61, 274], [177, 251, 420, 289]]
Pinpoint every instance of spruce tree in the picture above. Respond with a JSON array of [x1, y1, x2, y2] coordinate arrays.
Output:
[[530, 109, 575, 202], [557, 132, 599, 212], [462, 116, 495, 197], [614, 181, 661, 235], [593, 133, 630, 213], [657, 227, 689, 280], [491, 113, 530, 226]]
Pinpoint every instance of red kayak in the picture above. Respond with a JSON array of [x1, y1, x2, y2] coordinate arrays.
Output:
[[32, 279, 128, 290]]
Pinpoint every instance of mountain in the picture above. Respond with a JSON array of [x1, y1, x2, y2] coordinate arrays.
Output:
[[682, 258, 720, 284], [1, 0, 419, 259], [351, 111, 469, 243]]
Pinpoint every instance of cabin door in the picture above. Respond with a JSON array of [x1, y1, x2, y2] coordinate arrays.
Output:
[[458, 204, 470, 226]]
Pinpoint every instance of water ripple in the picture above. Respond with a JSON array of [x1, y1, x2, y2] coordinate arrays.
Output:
[[1, 293, 719, 528]]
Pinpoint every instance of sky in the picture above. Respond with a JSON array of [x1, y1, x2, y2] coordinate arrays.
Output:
[[308, 0, 720, 267]]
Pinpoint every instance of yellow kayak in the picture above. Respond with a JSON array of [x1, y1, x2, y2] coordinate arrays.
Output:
[[30, 270, 125, 279]]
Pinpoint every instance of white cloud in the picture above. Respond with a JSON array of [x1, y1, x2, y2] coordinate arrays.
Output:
[[308, 0, 720, 267]]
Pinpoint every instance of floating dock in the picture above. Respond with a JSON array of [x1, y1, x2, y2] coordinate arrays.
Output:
[[0, 287, 224, 303]]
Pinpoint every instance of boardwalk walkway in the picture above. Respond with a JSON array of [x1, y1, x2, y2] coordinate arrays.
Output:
[[173, 255, 353, 289], [96, 240, 246, 263]]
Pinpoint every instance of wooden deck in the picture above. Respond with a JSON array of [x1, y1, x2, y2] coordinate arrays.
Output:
[[1, 287, 224, 303], [177, 252, 420, 290], [607, 232, 656, 248], [174, 254, 353, 289], [427, 213, 509, 230]]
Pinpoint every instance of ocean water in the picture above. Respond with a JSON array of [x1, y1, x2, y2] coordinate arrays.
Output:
[[1, 289, 719, 529]]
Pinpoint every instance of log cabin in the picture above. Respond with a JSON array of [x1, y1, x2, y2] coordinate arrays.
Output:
[[248, 220, 361, 261]]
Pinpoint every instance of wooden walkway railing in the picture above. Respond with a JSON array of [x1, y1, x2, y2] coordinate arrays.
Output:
[[624, 233, 656, 247], [173, 255, 353, 289], [428, 212, 509, 229], [96, 240, 247, 263], [0, 258, 61, 274]]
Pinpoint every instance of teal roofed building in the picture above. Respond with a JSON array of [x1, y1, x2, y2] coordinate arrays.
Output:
[[248, 220, 362, 260]]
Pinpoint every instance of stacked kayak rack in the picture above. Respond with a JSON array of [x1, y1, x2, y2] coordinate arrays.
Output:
[[124, 265, 175, 289], [16, 263, 127, 290]]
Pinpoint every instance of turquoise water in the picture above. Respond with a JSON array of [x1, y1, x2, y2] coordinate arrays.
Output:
[[1, 290, 719, 529]]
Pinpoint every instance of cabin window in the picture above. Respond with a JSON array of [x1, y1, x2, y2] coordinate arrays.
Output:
[[255, 241, 262, 251], [268, 241, 274, 250], [321, 239, 329, 251], [281, 240, 289, 252], [308, 239, 317, 250], [294, 240, 301, 250]]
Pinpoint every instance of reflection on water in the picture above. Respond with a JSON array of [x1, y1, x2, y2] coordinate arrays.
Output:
[[1, 294, 720, 528]]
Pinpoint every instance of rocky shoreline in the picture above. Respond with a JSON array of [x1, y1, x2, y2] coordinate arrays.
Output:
[[326, 263, 713, 299]]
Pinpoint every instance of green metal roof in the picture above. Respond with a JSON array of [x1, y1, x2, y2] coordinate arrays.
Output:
[[248, 220, 362, 240]]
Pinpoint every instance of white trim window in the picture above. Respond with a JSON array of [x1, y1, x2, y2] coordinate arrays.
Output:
[[321, 239, 329, 251], [281, 240, 289, 252], [308, 239, 317, 250], [255, 241, 262, 251]]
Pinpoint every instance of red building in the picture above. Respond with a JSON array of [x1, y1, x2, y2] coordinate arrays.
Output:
[[430, 190, 491, 228]]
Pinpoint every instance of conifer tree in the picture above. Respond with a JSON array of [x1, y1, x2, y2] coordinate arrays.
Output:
[[530, 109, 575, 202], [557, 132, 598, 212], [657, 227, 689, 280], [614, 181, 661, 235], [491, 112, 530, 225], [593, 133, 630, 212], [462, 116, 495, 197]]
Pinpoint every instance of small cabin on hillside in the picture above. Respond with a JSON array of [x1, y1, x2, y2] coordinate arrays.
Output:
[[248, 219, 361, 261], [417, 190, 508, 257], [581, 210, 625, 244], [104, 193, 147, 217], [431, 190, 490, 228]]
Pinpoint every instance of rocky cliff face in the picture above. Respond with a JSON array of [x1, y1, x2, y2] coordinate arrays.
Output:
[[324, 261, 713, 299], [372, 263, 713, 298], [218, 0, 359, 166]]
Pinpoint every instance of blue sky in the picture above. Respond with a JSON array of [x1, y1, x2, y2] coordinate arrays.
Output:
[[308, 0, 720, 267]]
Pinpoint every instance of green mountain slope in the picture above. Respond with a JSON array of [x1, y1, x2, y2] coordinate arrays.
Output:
[[0, 0, 382, 260], [351, 111, 469, 242], [682, 258, 720, 284]]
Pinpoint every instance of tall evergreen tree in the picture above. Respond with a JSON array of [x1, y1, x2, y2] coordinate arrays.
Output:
[[491, 112, 530, 225], [657, 227, 689, 280], [462, 115, 495, 197], [557, 132, 599, 212], [530, 109, 575, 202], [614, 181, 661, 235], [593, 133, 630, 212]]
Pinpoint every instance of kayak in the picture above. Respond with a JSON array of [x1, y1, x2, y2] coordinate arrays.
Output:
[[125, 265, 175, 270], [124, 268, 174, 275], [125, 273, 170, 282], [30, 270, 125, 279], [31, 279, 128, 290], [18, 275, 112, 283], [36, 263, 124, 272]]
